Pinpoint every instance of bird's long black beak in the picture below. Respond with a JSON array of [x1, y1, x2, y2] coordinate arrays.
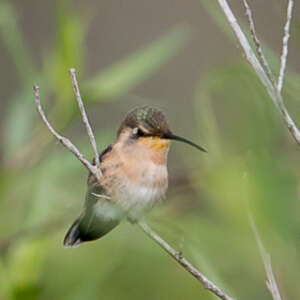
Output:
[[163, 132, 207, 153]]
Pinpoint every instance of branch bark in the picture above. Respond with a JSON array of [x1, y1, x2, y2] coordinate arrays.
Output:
[[33, 68, 236, 300], [216, 0, 300, 145], [138, 221, 235, 300], [242, 0, 276, 85], [69, 68, 102, 179], [33, 85, 98, 176], [278, 0, 294, 93]]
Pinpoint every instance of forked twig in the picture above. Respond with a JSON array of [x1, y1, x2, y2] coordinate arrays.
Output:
[[216, 0, 300, 145], [278, 0, 294, 93], [33, 85, 98, 176], [33, 68, 236, 300], [249, 216, 282, 300]]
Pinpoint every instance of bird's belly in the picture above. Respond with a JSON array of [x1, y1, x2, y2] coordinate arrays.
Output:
[[101, 161, 168, 219], [114, 163, 168, 219], [122, 183, 166, 219]]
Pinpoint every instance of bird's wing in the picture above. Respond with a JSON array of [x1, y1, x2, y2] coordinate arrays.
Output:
[[64, 178, 123, 247], [83, 143, 123, 236], [64, 144, 123, 247]]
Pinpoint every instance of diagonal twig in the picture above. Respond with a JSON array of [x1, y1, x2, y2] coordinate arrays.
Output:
[[138, 221, 236, 300], [278, 0, 294, 93], [242, 0, 276, 86], [33, 69, 236, 300], [249, 216, 282, 300], [216, 0, 300, 145], [69, 68, 101, 179]]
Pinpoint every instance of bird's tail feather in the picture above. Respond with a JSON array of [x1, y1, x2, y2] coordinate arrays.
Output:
[[63, 218, 82, 248], [63, 213, 120, 248]]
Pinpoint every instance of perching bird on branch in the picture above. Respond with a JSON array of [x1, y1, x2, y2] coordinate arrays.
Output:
[[64, 106, 206, 247]]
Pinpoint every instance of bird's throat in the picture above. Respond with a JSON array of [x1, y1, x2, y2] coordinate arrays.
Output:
[[138, 136, 170, 151]]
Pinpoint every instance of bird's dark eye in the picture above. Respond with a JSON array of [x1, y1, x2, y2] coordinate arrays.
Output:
[[132, 127, 145, 138]]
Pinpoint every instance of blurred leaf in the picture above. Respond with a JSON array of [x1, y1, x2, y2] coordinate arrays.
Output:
[[0, 257, 11, 299], [55, 0, 86, 71], [189, 239, 234, 299], [0, 1, 35, 87], [247, 151, 299, 240], [43, 0, 89, 122], [8, 239, 47, 300], [0, 1, 40, 161], [84, 27, 189, 101], [26, 131, 113, 227], [3, 92, 36, 161], [195, 64, 279, 171]]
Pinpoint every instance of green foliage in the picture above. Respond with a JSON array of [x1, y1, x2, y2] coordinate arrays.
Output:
[[1, 1, 300, 300], [3, 92, 36, 161], [0, 1, 35, 87], [195, 61, 300, 299]]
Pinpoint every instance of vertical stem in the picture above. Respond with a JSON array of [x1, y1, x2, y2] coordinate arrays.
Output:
[[69, 68, 101, 179]]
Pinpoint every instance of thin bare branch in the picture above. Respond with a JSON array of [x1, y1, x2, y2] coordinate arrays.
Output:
[[242, 0, 276, 85], [216, 0, 300, 145], [33, 85, 98, 177], [249, 216, 282, 300], [217, 0, 275, 101], [278, 0, 294, 93], [69, 68, 101, 178], [138, 221, 236, 300]]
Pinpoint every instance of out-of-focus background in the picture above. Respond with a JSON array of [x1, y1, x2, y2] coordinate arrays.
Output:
[[1, 0, 300, 299]]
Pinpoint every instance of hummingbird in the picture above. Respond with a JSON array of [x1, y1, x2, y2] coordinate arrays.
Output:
[[64, 106, 206, 247]]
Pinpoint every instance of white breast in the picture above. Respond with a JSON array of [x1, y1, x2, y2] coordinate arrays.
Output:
[[119, 162, 168, 219]]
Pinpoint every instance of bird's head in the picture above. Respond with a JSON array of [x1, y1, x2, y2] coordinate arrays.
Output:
[[116, 106, 207, 156]]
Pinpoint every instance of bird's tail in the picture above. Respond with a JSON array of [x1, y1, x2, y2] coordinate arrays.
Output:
[[63, 211, 120, 248], [63, 218, 83, 248]]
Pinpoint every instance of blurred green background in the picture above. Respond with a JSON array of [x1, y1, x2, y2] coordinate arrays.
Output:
[[1, 0, 300, 299]]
